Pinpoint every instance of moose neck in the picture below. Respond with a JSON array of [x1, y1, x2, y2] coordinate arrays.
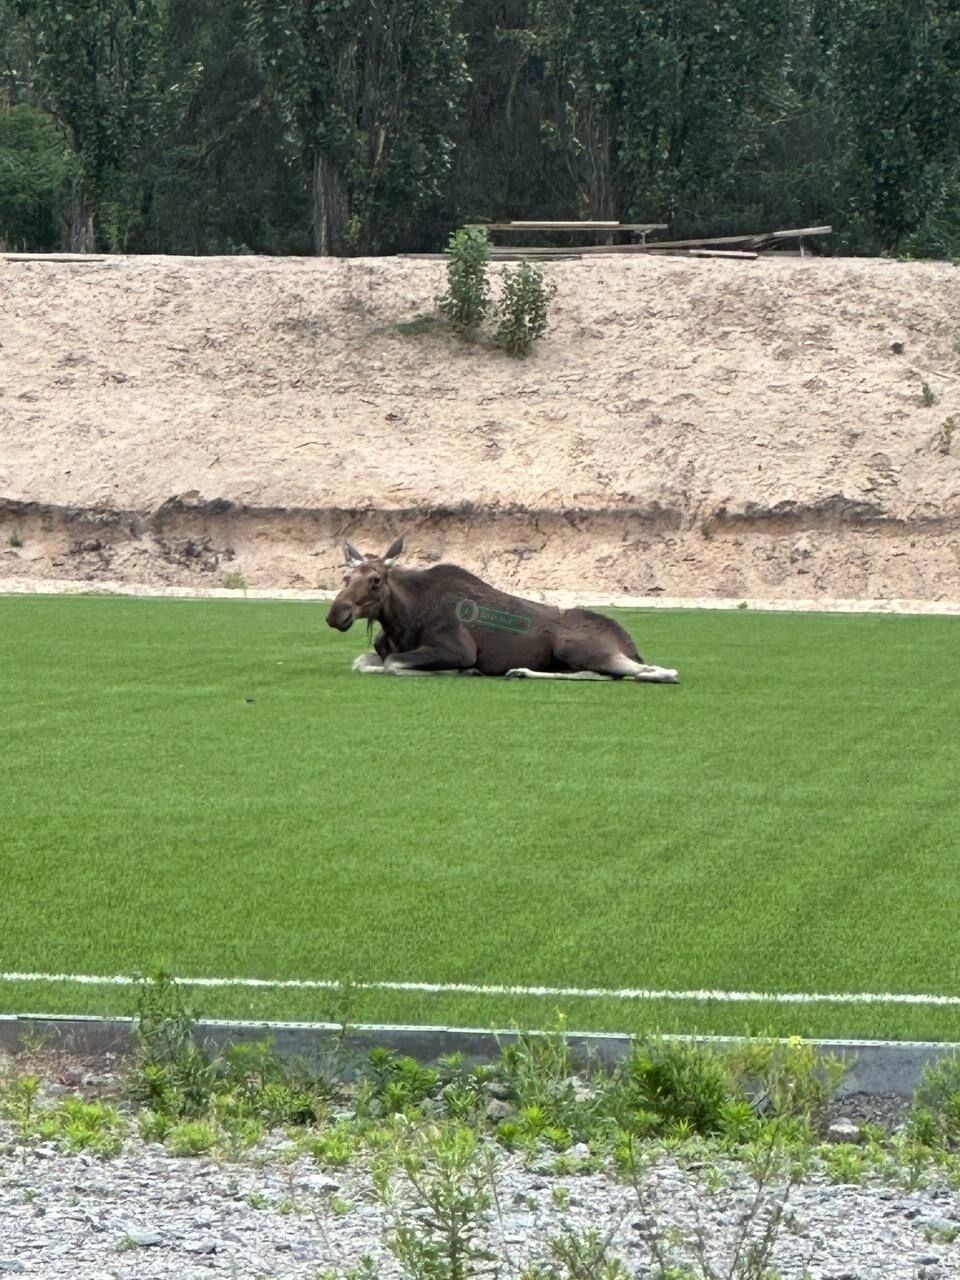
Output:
[[377, 567, 425, 648]]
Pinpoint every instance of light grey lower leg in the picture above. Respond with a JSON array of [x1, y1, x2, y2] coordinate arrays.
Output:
[[505, 669, 614, 681]]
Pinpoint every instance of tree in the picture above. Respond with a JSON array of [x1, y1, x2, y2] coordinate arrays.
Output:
[[248, 0, 468, 255], [0, 104, 73, 249], [835, 0, 960, 252], [15, 0, 171, 250], [139, 0, 309, 254], [532, 0, 793, 232]]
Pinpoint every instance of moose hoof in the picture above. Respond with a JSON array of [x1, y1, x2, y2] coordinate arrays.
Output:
[[634, 665, 679, 683], [504, 668, 529, 679]]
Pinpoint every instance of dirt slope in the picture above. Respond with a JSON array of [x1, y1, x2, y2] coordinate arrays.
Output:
[[1, 252, 959, 599]]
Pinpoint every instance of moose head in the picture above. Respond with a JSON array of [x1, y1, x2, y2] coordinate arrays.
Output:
[[325, 536, 404, 632]]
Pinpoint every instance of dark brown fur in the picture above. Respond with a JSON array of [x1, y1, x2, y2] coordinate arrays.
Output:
[[326, 538, 654, 679]]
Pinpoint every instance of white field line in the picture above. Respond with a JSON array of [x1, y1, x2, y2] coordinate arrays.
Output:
[[2, 971, 960, 1007], [2, 575, 960, 616]]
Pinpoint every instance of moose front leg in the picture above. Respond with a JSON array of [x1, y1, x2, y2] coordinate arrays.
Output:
[[356, 651, 480, 675], [351, 629, 394, 671], [382, 648, 481, 676], [380, 629, 479, 676]]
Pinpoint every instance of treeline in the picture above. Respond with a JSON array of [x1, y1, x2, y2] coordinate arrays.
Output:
[[1, 0, 958, 258]]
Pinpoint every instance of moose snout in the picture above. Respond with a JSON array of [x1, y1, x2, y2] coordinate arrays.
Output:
[[326, 600, 355, 631]]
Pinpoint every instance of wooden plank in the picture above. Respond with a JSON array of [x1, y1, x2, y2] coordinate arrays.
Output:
[[2, 252, 108, 263], [481, 221, 667, 233], [769, 225, 832, 239], [688, 249, 758, 259], [490, 246, 588, 257], [488, 220, 620, 229], [490, 253, 583, 261], [523, 242, 663, 255], [644, 226, 832, 250]]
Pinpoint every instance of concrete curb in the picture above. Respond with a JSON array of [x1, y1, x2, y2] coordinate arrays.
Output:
[[2, 1016, 958, 1097]]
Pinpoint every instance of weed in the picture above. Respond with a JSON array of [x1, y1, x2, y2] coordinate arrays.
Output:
[[531, 1227, 630, 1280], [8, 529, 23, 548], [361, 1048, 441, 1117], [937, 416, 956, 454], [138, 1109, 172, 1144], [320, 1259, 380, 1280], [307, 1122, 358, 1168], [551, 1184, 570, 1209], [620, 1121, 799, 1280], [728, 1035, 849, 1131], [37, 1098, 125, 1156], [167, 1119, 218, 1156], [909, 1055, 960, 1150], [821, 1142, 866, 1184], [438, 225, 490, 339], [497, 1019, 588, 1139], [127, 973, 332, 1143], [1, 1077, 125, 1156], [127, 973, 219, 1118], [438, 1054, 496, 1123], [380, 1123, 497, 1280], [2, 1075, 41, 1137], [921, 381, 937, 406], [610, 1039, 736, 1138], [494, 261, 557, 358], [222, 570, 247, 590]]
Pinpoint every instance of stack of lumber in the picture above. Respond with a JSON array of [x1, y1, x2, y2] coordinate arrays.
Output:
[[475, 221, 832, 261]]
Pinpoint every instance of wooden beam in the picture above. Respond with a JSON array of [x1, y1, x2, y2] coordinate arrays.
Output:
[[688, 249, 758, 259], [480, 221, 667, 233], [2, 252, 108, 263], [643, 226, 832, 250]]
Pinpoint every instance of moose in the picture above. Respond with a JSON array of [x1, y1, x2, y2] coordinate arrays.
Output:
[[326, 537, 678, 683]]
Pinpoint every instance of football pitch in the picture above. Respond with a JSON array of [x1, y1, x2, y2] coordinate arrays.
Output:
[[2, 593, 958, 1042]]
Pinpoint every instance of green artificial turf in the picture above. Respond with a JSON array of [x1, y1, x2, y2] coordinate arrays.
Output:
[[1, 593, 958, 1040]]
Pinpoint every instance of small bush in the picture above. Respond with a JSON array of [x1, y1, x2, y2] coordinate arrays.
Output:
[[438, 225, 490, 338], [494, 260, 557, 357], [728, 1035, 849, 1130], [613, 1039, 735, 1137]]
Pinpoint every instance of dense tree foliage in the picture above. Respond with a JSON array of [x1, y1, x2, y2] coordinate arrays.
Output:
[[0, 0, 957, 256]]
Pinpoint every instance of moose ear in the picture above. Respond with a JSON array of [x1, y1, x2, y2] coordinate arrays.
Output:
[[343, 540, 365, 566], [382, 535, 404, 566]]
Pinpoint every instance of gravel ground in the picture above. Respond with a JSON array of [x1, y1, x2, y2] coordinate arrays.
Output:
[[3, 1125, 960, 1279], [1, 1056, 958, 1278]]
